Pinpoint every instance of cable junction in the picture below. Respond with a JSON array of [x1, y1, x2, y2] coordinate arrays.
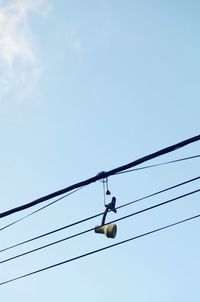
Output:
[[1, 155, 199, 232], [0, 135, 199, 219], [0, 175, 199, 253], [0, 188, 199, 265]]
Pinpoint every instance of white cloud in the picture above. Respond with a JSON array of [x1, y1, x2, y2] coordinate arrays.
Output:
[[0, 0, 48, 102]]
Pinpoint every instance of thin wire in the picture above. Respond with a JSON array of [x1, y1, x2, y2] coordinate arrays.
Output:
[[0, 213, 199, 286], [0, 187, 84, 232], [0, 134, 199, 219], [0, 211, 102, 253], [0, 188, 199, 264], [1, 155, 198, 231], [116, 155, 200, 175], [117, 176, 200, 210], [1, 176, 199, 253]]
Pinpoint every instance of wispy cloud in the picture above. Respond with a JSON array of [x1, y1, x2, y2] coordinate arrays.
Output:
[[0, 0, 48, 102]]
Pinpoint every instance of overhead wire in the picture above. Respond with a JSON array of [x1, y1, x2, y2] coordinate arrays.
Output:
[[1, 155, 199, 232], [0, 188, 199, 265], [1, 175, 199, 253], [116, 154, 200, 175], [0, 134, 199, 219], [0, 187, 84, 232], [117, 175, 200, 210], [0, 212, 199, 286]]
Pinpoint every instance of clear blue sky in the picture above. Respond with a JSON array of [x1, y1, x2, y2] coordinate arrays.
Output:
[[0, 1, 199, 301]]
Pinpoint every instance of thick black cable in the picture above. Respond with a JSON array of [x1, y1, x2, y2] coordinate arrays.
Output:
[[0, 188, 199, 265], [0, 187, 84, 232], [0, 213, 199, 286], [116, 155, 200, 174], [1, 155, 198, 232], [1, 176, 199, 253], [0, 135, 199, 219]]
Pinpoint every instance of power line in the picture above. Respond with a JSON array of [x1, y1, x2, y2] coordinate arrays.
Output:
[[0, 212, 199, 286], [1, 175, 199, 253], [116, 154, 200, 175], [0, 134, 199, 219], [1, 156, 199, 233], [1, 155, 199, 233], [117, 175, 200, 210], [0, 213, 103, 254], [0, 187, 84, 232], [0, 188, 199, 265]]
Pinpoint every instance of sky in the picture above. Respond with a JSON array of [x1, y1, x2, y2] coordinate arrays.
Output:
[[0, 0, 199, 301]]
